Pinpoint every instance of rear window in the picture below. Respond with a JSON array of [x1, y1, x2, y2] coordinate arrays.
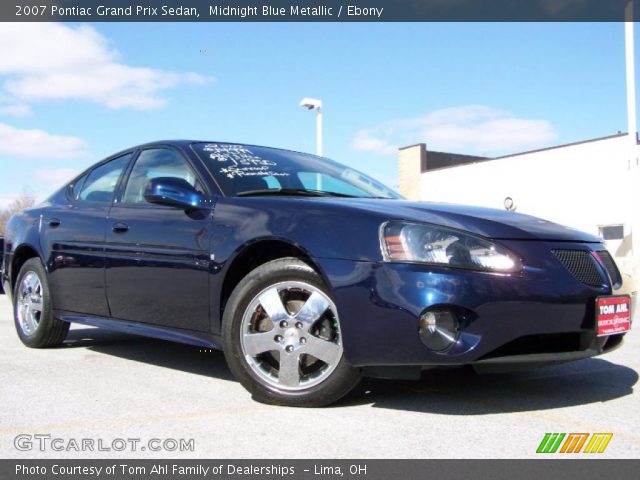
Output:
[[79, 153, 132, 203], [68, 173, 88, 200]]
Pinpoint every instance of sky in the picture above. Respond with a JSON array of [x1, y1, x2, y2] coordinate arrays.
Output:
[[0, 22, 636, 206]]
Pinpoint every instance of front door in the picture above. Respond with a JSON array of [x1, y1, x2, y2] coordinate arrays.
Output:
[[105, 147, 212, 331]]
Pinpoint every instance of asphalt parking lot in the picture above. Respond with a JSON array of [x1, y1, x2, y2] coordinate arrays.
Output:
[[0, 293, 638, 459]]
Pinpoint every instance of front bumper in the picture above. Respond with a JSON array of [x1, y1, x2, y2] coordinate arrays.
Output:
[[316, 240, 634, 368]]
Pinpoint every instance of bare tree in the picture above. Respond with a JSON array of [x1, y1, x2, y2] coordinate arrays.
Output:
[[0, 191, 36, 236]]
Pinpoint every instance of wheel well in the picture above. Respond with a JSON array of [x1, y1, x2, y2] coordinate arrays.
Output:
[[11, 245, 40, 292], [219, 240, 318, 318]]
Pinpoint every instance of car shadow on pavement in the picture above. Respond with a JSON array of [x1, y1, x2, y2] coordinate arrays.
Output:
[[61, 327, 637, 413], [63, 327, 235, 381], [341, 359, 638, 413]]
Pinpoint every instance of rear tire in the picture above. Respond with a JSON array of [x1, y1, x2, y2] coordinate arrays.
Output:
[[14, 258, 69, 348], [222, 257, 361, 407]]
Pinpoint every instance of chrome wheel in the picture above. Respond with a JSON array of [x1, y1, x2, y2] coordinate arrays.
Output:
[[16, 271, 44, 336], [240, 281, 343, 391]]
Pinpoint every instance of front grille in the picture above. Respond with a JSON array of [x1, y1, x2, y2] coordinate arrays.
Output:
[[551, 249, 604, 287], [595, 250, 622, 287]]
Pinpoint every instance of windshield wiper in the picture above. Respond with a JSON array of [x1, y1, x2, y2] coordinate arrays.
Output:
[[236, 188, 358, 198]]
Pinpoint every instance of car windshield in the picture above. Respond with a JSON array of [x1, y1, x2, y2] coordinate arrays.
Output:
[[191, 142, 402, 199]]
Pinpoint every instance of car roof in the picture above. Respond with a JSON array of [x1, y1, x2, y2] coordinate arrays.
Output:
[[73, 140, 329, 185]]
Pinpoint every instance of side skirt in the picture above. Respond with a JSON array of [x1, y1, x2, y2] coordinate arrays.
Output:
[[56, 311, 222, 350]]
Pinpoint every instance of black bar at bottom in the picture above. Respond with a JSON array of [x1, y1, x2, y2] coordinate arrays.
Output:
[[1, 459, 638, 480]]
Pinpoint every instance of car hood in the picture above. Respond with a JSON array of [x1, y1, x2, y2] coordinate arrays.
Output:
[[316, 198, 602, 242]]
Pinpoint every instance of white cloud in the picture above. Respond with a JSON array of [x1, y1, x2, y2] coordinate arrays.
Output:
[[0, 23, 212, 110], [352, 130, 398, 155], [0, 103, 31, 117], [0, 123, 87, 158], [0, 194, 16, 210], [352, 105, 558, 157]]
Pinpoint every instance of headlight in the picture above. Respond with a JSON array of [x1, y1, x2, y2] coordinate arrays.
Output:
[[380, 221, 522, 273]]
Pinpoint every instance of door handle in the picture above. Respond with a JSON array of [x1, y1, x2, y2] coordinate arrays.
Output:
[[112, 222, 130, 233], [48, 218, 61, 227]]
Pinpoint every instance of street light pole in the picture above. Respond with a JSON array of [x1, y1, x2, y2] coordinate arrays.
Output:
[[300, 97, 324, 189], [315, 104, 323, 157], [300, 97, 323, 155], [625, 1, 640, 274]]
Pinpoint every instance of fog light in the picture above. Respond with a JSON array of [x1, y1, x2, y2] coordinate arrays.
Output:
[[419, 309, 460, 351]]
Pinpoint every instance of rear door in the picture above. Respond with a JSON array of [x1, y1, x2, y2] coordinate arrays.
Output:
[[45, 153, 133, 316], [105, 147, 212, 331]]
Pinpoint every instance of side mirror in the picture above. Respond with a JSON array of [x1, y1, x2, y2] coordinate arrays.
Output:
[[144, 177, 205, 209]]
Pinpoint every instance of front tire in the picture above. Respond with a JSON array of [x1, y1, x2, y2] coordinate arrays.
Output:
[[14, 258, 69, 348], [222, 258, 361, 407]]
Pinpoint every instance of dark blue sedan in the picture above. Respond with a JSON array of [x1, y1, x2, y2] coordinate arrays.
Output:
[[1, 141, 636, 406]]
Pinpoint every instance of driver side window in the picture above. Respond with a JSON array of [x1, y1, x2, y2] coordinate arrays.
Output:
[[123, 148, 203, 204]]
